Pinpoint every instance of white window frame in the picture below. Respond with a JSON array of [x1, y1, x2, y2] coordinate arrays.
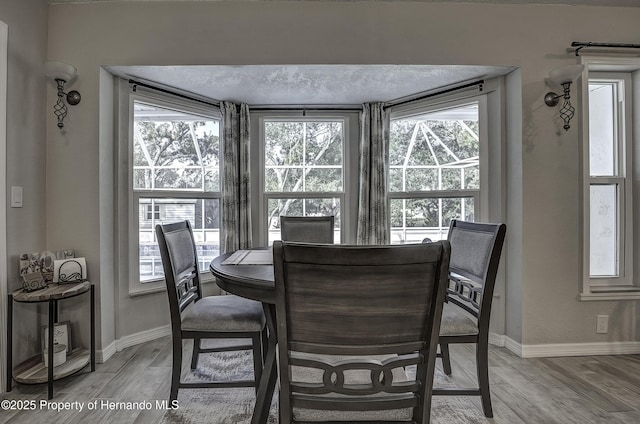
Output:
[[579, 55, 640, 300], [127, 92, 221, 295], [251, 110, 359, 246], [388, 94, 490, 242]]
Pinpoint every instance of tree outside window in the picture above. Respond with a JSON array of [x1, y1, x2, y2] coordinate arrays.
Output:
[[263, 119, 343, 244], [132, 101, 221, 282], [389, 103, 480, 243]]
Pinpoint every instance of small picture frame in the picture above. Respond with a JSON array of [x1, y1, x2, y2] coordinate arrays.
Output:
[[42, 321, 71, 354]]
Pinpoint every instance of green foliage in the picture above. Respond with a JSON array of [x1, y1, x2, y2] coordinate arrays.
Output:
[[133, 119, 219, 190], [389, 116, 479, 193], [264, 120, 343, 193]]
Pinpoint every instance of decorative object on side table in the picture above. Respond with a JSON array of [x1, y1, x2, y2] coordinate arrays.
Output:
[[22, 272, 47, 292], [43, 343, 66, 368], [53, 257, 87, 283], [19, 249, 76, 291], [42, 321, 72, 354]]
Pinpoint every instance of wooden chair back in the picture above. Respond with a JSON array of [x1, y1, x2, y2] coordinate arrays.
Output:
[[155, 221, 203, 325], [446, 219, 506, 323], [273, 241, 451, 423], [280, 215, 335, 243]]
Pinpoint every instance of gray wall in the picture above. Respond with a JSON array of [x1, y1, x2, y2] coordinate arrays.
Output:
[[38, 2, 640, 352], [0, 0, 49, 366]]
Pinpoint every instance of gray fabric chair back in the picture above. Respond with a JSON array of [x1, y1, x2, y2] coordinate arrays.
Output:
[[156, 221, 202, 317], [273, 241, 450, 423], [280, 215, 335, 243], [446, 219, 506, 320]]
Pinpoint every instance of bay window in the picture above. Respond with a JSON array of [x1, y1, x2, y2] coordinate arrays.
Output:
[[129, 96, 221, 293], [389, 100, 484, 243], [254, 112, 359, 245]]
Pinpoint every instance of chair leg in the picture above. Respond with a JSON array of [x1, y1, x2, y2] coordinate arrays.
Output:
[[440, 342, 452, 375], [252, 333, 263, 394], [190, 337, 200, 370], [476, 342, 493, 418], [261, 327, 268, 364], [170, 337, 182, 402]]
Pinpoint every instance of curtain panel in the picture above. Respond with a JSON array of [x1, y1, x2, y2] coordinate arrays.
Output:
[[357, 102, 390, 245], [221, 102, 252, 253]]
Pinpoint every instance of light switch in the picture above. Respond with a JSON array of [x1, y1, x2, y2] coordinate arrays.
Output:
[[11, 186, 23, 207]]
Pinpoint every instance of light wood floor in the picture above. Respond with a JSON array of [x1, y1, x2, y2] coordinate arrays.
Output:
[[2, 336, 640, 423]]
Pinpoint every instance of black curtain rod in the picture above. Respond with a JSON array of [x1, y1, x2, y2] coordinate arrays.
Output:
[[128, 79, 360, 111], [572, 41, 640, 56], [129, 79, 220, 108], [251, 106, 362, 112], [385, 79, 484, 109]]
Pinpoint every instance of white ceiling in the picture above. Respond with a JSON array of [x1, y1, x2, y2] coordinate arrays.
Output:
[[107, 64, 515, 106]]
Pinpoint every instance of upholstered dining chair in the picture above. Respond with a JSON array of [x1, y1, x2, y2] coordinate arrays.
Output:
[[279, 215, 335, 243], [273, 241, 451, 424], [155, 220, 266, 402], [431, 219, 506, 418]]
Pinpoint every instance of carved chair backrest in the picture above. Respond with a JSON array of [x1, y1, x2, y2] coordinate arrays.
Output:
[[156, 221, 203, 327], [446, 219, 506, 323], [273, 241, 450, 422]]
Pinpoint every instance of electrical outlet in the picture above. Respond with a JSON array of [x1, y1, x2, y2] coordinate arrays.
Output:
[[596, 315, 609, 334]]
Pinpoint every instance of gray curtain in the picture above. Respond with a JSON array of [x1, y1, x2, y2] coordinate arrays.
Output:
[[357, 102, 390, 245], [221, 102, 252, 253]]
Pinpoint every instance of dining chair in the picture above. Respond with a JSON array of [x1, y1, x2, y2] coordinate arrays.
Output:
[[155, 220, 266, 402], [431, 219, 507, 418], [273, 241, 451, 423], [279, 215, 335, 243]]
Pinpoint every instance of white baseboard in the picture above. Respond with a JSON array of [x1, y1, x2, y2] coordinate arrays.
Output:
[[97, 341, 117, 363], [489, 332, 505, 347], [500, 336, 640, 358], [95, 328, 640, 363], [504, 336, 523, 357], [97, 325, 171, 363], [520, 341, 640, 358]]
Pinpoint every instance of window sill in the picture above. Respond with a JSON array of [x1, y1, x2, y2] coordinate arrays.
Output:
[[129, 284, 165, 297], [579, 287, 640, 301]]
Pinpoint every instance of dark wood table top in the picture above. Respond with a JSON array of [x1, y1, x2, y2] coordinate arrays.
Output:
[[209, 252, 276, 304]]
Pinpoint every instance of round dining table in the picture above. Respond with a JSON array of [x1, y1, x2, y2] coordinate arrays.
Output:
[[209, 252, 277, 424]]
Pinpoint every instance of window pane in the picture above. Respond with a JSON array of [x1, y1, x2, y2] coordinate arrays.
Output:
[[265, 168, 303, 192], [389, 104, 479, 193], [590, 185, 618, 277], [265, 122, 303, 167], [588, 83, 616, 177], [390, 197, 474, 244], [154, 168, 202, 189], [404, 168, 438, 191], [441, 168, 462, 190], [264, 120, 344, 193], [266, 197, 340, 244], [304, 122, 343, 165], [133, 102, 220, 191], [138, 198, 220, 282], [464, 165, 480, 189], [305, 168, 343, 191]]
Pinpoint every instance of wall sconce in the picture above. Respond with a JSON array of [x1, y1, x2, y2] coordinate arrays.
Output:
[[45, 60, 81, 129], [544, 64, 585, 131]]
